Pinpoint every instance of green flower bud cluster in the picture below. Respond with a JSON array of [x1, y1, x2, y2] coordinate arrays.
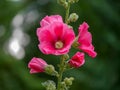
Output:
[[58, 0, 68, 8], [64, 77, 74, 86], [58, 0, 79, 24], [42, 80, 56, 90], [59, 77, 74, 90], [68, 0, 79, 4]]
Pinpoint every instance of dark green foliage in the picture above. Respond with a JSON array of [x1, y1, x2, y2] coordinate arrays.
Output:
[[0, 0, 120, 90]]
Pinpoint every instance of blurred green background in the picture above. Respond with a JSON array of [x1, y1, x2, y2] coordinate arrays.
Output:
[[0, 0, 120, 90]]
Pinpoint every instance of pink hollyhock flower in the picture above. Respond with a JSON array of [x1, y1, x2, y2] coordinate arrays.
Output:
[[78, 22, 97, 58], [37, 19, 75, 55], [68, 52, 85, 68], [28, 57, 47, 74], [40, 15, 63, 27]]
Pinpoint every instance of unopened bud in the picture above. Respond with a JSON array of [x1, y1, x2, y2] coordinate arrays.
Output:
[[42, 80, 56, 90], [69, 13, 79, 22], [58, 0, 68, 8], [64, 77, 74, 86], [69, 0, 79, 4], [58, 0, 66, 4], [45, 65, 58, 76], [63, 2, 68, 9], [62, 54, 69, 60], [61, 82, 66, 90]]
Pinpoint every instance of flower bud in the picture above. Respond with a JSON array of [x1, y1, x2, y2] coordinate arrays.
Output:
[[63, 2, 68, 9], [62, 54, 69, 60], [45, 65, 58, 76], [69, 13, 79, 22], [68, 52, 85, 68], [69, 0, 79, 4], [42, 80, 56, 90], [60, 82, 66, 90], [64, 77, 74, 86], [58, 0, 66, 4], [28, 57, 47, 74], [58, 0, 68, 8]]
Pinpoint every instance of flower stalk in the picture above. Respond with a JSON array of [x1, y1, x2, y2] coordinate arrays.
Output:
[[57, 1, 72, 89], [65, 2, 70, 24], [57, 55, 66, 90]]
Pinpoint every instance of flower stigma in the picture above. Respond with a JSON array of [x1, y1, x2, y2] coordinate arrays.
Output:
[[55, 41, 63, 49]]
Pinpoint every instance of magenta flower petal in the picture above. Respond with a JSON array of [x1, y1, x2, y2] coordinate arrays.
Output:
[[37, 27, 56, 43], [38, 42, 56, 55], [79, 44, 97, 58], [28, 57, 47, 74], [40, 15, 63, 27], [78, 22, 97, 58], [37, 19, 75, 55], [68, 52, 85, 68]]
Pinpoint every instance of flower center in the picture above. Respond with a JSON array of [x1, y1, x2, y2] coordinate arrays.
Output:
[[55, 41, 63, 49]]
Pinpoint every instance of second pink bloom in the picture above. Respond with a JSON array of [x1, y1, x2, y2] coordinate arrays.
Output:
[[78, 22, 97, 58]]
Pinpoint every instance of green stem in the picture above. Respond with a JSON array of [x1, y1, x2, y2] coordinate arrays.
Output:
[[57, 56, 65, 90], [65, 2, 71, 24], [57, 1, 71, 90]]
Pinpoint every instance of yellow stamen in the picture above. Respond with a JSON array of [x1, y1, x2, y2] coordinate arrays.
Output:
[[55, 41, 63, 49]]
